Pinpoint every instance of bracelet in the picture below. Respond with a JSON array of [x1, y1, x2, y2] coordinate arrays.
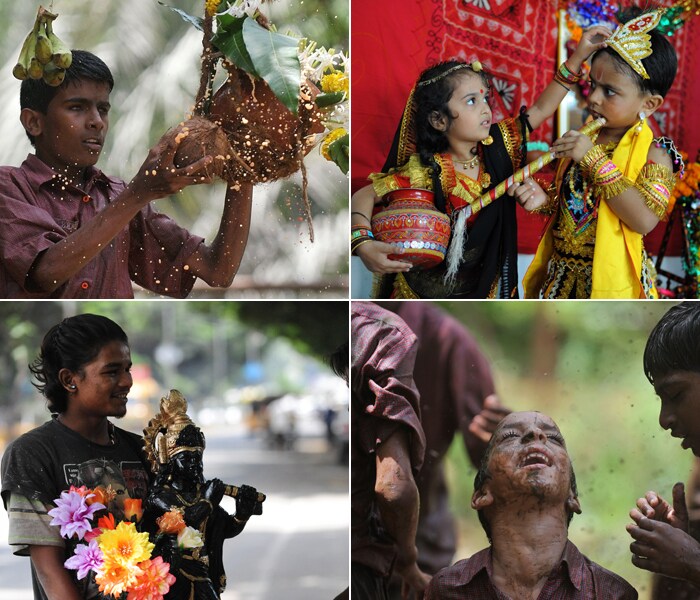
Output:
[[636, 162, 674, 219], [579, 145, 608, 179], [559, 61, 582, 83], [351, 211, 372, 223], [233, 516, 249, 524], [351, 228, 374, 240], [592, 159, 632, 201], [351, 238, 374, 255]]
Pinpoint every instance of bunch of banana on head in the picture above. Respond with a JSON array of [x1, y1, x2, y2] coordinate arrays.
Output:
[[13, 5, 72, 86]]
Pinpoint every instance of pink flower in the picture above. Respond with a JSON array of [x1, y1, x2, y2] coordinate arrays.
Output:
[[64, 539, 104, 580], [126, 556, 176, 600], [48, 490, 105, 540]]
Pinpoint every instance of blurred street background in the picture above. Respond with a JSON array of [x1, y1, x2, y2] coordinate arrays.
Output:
[[0, 300, 349, 599]]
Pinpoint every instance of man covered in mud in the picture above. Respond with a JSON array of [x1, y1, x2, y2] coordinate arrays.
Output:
[[426, 411, 637, 599]]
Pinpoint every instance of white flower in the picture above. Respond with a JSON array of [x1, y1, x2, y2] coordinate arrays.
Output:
[[222, 0, 263, 19], [177, 526, 204, 549], [299, 46, 348, 82]]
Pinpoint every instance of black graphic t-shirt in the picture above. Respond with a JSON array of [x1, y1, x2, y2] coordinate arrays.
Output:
[[1, 417, 149, 511]]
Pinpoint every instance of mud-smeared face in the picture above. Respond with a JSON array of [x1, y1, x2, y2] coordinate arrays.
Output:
[[481, 411, 575, 506]]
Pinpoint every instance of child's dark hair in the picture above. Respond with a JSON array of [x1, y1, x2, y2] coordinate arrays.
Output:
[[594, 11, 677, 98], [20, 50, 114, 145], [414, 61, 490, 212], [29, 313, 128, 413], [644, 302, 700, 385]]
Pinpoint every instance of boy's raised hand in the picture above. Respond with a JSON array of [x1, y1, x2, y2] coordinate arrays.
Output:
[[630, 483, 689, 531], [626, 483, 700, 583], [126, 124, 216, 205]]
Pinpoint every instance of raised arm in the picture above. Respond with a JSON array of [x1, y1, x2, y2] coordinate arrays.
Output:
[[184, 182, 253, 287], [27, 127, 214, 294], [375, 427, 431, 595], [526, 26, 611, 131]]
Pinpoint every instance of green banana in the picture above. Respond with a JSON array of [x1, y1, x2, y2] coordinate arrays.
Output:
[[11, 7, 71, 85], [42, 62, 66, 87], [27, 54, 44, 80], [35, 32, 52, 65], [12, 30, 35, 80], [46, 19, 72, 70]]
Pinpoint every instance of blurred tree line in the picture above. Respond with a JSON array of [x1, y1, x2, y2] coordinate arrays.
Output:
[[0, 300, 348, 431]]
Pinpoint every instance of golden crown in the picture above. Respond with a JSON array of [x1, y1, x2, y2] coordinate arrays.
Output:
[[605, 10, 665, 80], [143, 390, 205, 473]]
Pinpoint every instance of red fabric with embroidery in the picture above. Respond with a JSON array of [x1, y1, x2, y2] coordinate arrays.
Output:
[[351, 1, 699, 256]]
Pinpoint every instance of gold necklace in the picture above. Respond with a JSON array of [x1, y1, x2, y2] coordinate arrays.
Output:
[[453, 153, 480, 170]]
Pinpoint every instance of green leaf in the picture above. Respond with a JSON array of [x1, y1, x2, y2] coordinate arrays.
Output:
[[315, 92, 345, 108], [242, 18, 301, 115], [156, 1, 204, 31], [328, 133, 349, 174], [212, 15, 257, 74]]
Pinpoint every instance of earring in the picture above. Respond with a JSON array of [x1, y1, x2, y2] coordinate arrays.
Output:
[[481, 135, 494, 146], [634, 111, 646, 136], [69, 384, 77, 390]]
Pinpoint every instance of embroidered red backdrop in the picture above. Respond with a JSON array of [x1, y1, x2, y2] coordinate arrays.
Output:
[[351, 0, 700, 256]]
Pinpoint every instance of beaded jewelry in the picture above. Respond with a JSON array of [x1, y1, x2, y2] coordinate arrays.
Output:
[[554, 61, 582, 90], [351, 224, 375, 255]]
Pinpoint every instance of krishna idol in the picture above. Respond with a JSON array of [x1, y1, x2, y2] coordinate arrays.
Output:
[[142, 390, 265, 600]]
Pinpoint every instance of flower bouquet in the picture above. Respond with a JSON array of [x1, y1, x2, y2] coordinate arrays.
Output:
[[48, 486, 175, 599]]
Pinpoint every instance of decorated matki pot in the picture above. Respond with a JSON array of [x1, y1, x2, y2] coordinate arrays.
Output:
[[371, 188, 451, 269]]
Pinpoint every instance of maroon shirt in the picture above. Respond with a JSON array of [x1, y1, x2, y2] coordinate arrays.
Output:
[[425, 541, 638, 600], [351, 301, 426, 578], [0, 154, 204, 298], [378, 302, 498, 574]]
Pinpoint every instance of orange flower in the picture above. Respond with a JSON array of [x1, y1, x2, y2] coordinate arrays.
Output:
[[156, 509, 186, 534], [87, 486, 112, 506], [126, 556, 176, 600], [95, 557, 142, 597], [124, 499, 143, 523], [98, 513, 117, 531]]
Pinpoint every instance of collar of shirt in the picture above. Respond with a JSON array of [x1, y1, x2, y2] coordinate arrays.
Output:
[[462, 541, 585, 592], [21, 153, 120, 193]]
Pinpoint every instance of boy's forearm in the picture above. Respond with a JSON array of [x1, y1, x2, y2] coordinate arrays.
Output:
[[28, 190, 146, 293], [605, 187, 660, 235], [30, 545, 82, 600], [375, 429, 421, 568], [187, 183, 253, 288]]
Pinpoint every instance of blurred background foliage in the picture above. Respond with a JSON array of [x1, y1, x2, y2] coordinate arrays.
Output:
[[0, 300, 348, 440], [0, 0, 348, 297], [421, 301, 689, 600]]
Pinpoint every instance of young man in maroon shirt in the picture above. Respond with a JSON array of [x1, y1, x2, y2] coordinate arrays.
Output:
[[0, 50, 252, 298], [426, 411, 637, 599]]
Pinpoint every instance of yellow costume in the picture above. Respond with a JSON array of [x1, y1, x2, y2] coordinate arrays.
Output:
[[523, 121, 676, 299]]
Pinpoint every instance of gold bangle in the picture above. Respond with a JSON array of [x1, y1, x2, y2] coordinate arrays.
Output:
[[579, 145, 608, 179], [351, 238, 374, 256]]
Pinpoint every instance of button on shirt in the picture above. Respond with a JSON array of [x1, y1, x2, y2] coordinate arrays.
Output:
[[0, 154, 204, 298], [425, 541, 638, 600]]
